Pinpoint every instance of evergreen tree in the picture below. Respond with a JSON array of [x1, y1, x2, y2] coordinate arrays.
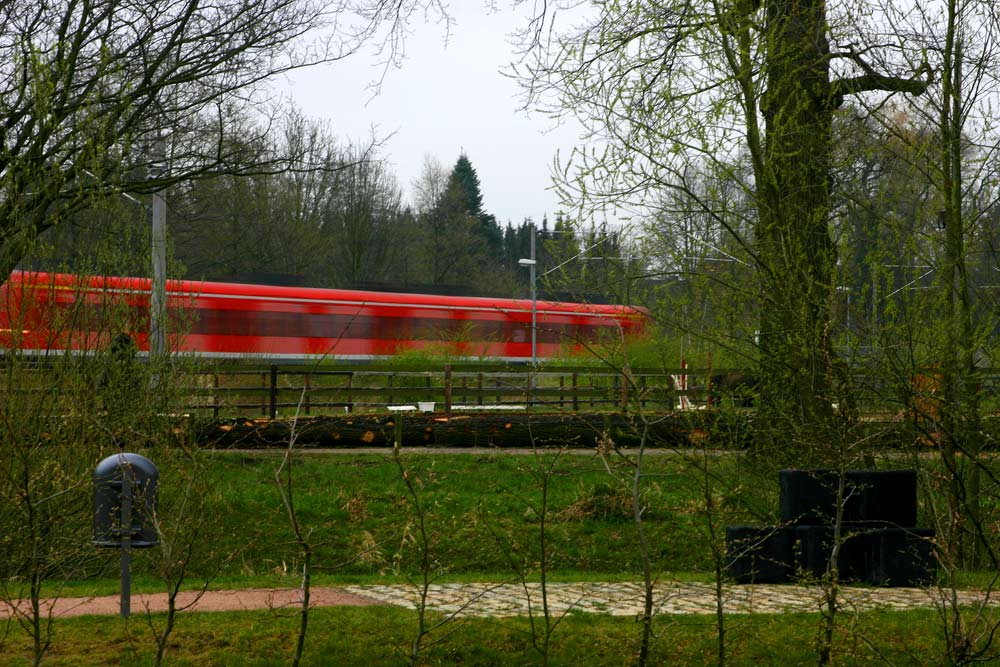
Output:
[[446, 154, 503, 256], [451, 154, 483, 215]]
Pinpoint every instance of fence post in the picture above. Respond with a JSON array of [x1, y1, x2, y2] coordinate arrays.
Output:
[[477, 372, 484, 406], [305, 373, 311, 415], [346, 372, 353, 413], [261, 371, 267, 415], [572, 373, 579, 412], [707, 350, 714, 409], [527, 370, 534, 409], [269, 365, 278, 419], [620, 368, 630, 413], [621, 370, 628, 412], [212, 372, 219, 419], [444, 364, 453, 418]]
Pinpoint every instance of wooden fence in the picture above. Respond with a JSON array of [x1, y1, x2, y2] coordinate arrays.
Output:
[[184, 364, 1000, 420], [182, 365, 698, 418]]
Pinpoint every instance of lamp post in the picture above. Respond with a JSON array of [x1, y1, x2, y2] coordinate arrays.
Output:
[[517, 223, 538, 368], [518, 226, 645, 367], [518, 226, 538, 406]]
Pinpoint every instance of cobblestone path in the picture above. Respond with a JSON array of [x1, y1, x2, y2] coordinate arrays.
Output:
[[342, 581, 991, 618]]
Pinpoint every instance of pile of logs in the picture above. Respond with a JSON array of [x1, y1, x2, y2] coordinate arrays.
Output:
[[195, 412, 700, 449]]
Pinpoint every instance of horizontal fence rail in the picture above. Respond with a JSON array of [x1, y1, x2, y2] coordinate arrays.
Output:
[[180, 365, 701, 418], [176, 364, 1000, 419], [14, 357, 989, 421]]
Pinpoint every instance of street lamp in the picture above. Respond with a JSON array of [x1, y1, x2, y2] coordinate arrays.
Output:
[[518, 225, 642, 367], [518, 222, 538, 368]]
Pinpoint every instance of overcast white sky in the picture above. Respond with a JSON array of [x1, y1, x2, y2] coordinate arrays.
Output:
[[283, 3, 586, 227]]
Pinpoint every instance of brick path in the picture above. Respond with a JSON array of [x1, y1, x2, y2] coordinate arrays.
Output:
[[4, 581, 991, 619]]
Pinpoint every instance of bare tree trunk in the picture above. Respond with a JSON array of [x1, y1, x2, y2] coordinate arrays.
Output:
[[938, 18, 984, 570], [598, 413, 656, 666], [391, 419, 435, 666], [630, 425, 655, 667], [274, 407, 314, 667], [816, 469, 846, 666]]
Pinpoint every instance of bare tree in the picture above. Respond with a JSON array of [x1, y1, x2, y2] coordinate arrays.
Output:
[[0, 0, 452, 279], [411, 154, 450, 218], [170, 112, 346, 283], [322, 146, 407, 286]]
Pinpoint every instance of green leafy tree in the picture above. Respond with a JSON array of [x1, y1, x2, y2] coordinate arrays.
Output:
[[518, 0, 931, 453]]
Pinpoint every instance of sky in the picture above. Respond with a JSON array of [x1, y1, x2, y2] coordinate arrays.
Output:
[[283, 3, 587, 228]]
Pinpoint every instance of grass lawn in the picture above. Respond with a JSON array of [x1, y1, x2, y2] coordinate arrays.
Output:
[[4, 450, 997, 665], [0, 605, 954, 666]]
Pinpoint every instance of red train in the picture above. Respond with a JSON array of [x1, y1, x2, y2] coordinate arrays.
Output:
[[0, 271, 647, 362]]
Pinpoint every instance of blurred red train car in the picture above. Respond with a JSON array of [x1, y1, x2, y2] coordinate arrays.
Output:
[[0, 271, 647, 362]]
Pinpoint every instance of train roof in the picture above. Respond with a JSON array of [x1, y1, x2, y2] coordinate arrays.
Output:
[[5, 271, 648, 318]]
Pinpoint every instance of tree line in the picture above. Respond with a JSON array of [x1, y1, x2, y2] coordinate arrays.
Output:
[[35, 112, 640, 304]]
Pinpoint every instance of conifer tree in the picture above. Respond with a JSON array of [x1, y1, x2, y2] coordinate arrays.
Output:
[[451, 154, 484, 215], [446, 154, 502, 256]]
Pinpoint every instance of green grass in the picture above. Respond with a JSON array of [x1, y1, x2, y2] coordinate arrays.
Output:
[[12, 450, 1000, 592], [97, 450, 779, 583], [4, 450, 780, 602], [28, 450, 982, 591], [0, 606, 962, 666], [6, 451, 1000, 665]]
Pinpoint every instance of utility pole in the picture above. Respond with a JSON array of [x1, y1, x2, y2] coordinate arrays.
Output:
[[149, 136, 167, 361]]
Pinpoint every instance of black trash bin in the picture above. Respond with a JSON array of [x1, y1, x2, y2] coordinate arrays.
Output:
[[93, 452, 159, 548]]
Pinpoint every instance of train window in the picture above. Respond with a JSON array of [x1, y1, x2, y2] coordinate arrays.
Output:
[[196, 309, 233, 336], [184, 303, 629, 347], [302, 312, 329, 338], [192, 307, 380, 340], [374, 316, 411, 340]]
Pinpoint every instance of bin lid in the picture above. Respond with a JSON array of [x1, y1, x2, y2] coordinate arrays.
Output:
[[94, 452, 158, 479]]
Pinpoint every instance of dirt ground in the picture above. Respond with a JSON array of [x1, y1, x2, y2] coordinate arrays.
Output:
[[0, 587, 382, 619]]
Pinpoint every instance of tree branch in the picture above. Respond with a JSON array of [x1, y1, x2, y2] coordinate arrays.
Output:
[[831, 45, 933, 100], [832, 65, 932, 99]]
